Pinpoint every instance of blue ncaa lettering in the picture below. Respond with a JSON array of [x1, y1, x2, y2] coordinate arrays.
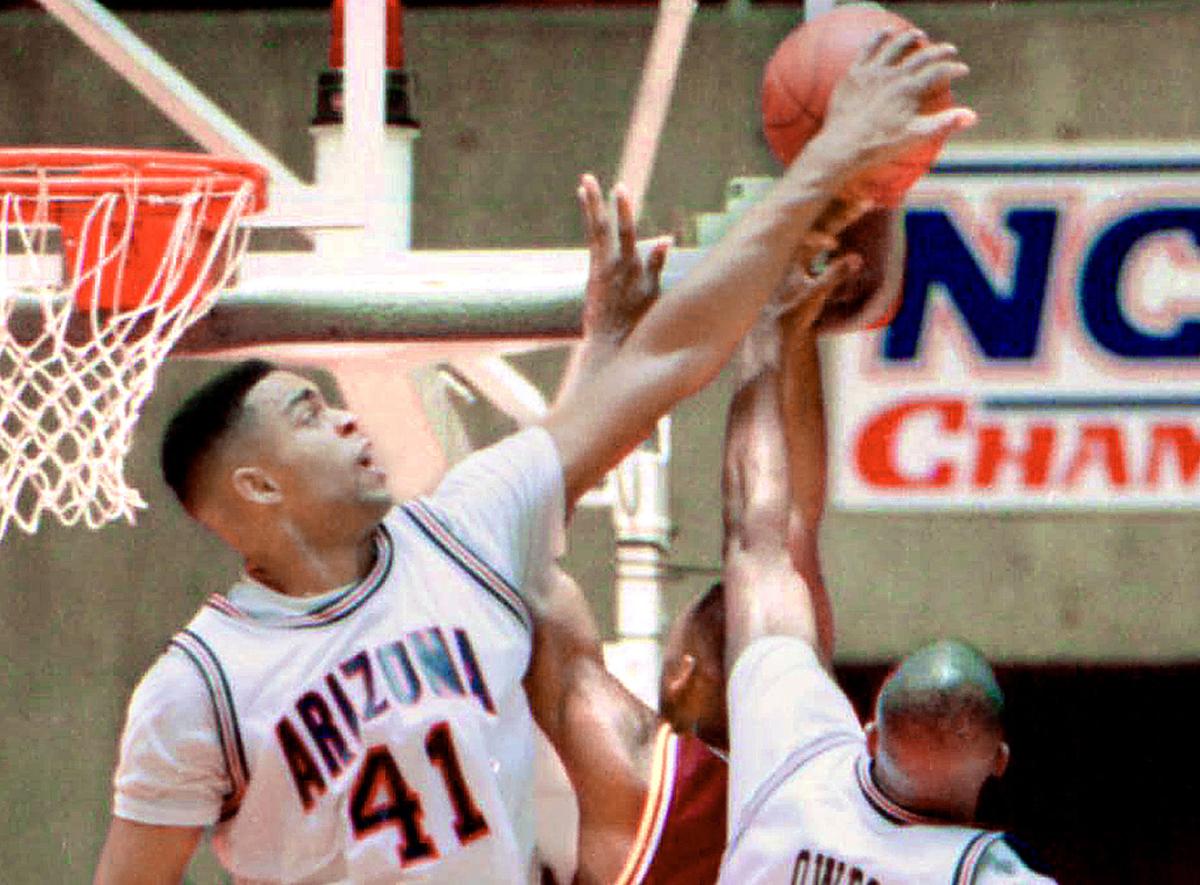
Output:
[[883, 199, 1199, 363], [887, 208, 1059, 361], [1079, 207, 1200, 357]]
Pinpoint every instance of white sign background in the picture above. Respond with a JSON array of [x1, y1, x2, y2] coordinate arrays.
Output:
[[830, 145, 1200, 510]]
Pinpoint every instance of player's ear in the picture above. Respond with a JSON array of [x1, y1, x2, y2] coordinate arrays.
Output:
[[992, 740, 1010, 778], [663, 653, 698, 702], [232, 466, 282, 505], [864, 721, 880, 759]]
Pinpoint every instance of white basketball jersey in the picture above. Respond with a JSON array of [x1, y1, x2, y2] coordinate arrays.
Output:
[[174, 500, 543, 884], [722, 638, 1052, 885], [721, 742, 1007, 885]]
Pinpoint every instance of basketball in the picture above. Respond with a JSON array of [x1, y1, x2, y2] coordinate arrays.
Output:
[[761, 3, 953, 206]]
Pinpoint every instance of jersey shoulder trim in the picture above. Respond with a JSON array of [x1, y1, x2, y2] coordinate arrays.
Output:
[[954, 831, 1006, 885], [169, 629, 249, 821], [402, 499, 532, 632], [614, 723, 678, 885], [856, 754, 1016, 883], [201, 525, 394, 630]]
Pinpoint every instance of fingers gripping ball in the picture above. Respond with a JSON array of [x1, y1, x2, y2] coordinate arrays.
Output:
[[761, 2, 953, 206]]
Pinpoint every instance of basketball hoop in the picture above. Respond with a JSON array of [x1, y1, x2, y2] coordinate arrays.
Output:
[[0, 148, 267, 538]]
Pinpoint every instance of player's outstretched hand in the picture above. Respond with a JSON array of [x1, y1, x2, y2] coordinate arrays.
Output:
[[813, 29, 977, 185], [797, 194, 874, 266], [774, 252, 866, 333], [577, 173, 670, 344], [738, 250, 863, 379]]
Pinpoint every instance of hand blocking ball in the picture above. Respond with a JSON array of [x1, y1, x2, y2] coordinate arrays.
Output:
[[762, 2, 952, 207]]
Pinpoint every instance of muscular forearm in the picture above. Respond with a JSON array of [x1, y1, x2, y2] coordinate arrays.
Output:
[[721, 357, 793, 556], [779, 330, 827, 533], [721, 309, 836, 667], [549, 150, 853, 504], [721, 335, 825, 664], [522, 563, 661, 873], [623, 142, 852, 395], [779, 329, 834, 665], [524, 567, 607, 742], [95, 818, 201, 885], [553, 333, 622, 408]]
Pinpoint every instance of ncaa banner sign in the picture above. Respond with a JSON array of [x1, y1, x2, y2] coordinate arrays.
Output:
[[830, 145, 1200, 510]]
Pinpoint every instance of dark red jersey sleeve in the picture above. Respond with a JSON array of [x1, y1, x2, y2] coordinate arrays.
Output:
[[614, 725, 728, 885]]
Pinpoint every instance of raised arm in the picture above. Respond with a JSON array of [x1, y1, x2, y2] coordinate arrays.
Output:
[[528, 224, 668, 884], [778, 295, 837, 664], [523, 565, 658, 885], [721, 256, 861, 671], [543, 30, 975, 506], [553, 193, 668, 410]]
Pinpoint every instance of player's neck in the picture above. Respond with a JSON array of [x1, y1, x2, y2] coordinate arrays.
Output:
[[871, 762, 977, 824], [244, 524, 379, 598], [693, 718, 729, 755]]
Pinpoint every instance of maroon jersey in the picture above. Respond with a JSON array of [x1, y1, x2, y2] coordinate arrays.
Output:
[[614, 723, 728, 885]]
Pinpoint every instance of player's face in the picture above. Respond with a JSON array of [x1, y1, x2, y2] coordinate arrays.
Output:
[[241, 371, 393, 523]]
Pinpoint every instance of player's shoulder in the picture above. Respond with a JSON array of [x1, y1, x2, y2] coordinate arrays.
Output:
[[730, 636, 861, 745], [125, 645, 213, 723], [134, 644, 208, 694], [973, 835, 1058, 884], [434, 426, 560, 496], [413, 427, 558, 540]]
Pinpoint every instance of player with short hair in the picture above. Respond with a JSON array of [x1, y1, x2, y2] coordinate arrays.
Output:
[[525, 204, 865, 885], [95, 27, 976, 884], [717, 247, 1056, 883], [656, 579, 729, 751], [528, 565, 729, 885]]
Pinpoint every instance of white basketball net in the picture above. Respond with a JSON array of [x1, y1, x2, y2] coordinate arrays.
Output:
[[0, 157, 260, 538]]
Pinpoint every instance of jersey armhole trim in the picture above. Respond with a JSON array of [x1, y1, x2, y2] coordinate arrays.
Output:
[[954, 831, 1006, 885], [402, 500, 532, 633], [613, 723, 678, 885], [170, 630, 250, 821]]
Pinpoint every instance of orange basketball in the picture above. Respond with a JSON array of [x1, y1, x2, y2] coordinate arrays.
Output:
[[761, 3, 952, 206]]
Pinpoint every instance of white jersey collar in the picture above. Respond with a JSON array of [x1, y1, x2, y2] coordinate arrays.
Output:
[[204, 524, 393, 629]]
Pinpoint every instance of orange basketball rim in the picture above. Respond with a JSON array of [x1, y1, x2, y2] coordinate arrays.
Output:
[[0, 147, 267, 311], [0, 147, 267, 538]]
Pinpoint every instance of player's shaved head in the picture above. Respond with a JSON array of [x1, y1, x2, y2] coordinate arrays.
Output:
[[867, 639, 1009, 822], [161, 358, 277, 512], [876, 639, 1004, 740]]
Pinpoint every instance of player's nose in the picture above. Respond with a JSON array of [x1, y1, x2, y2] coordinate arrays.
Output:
[[333, 408, 359, 437]]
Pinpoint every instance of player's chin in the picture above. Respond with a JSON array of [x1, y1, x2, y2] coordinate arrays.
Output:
[[363, 480, 393, 502], [356, 480, 394, 511]]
